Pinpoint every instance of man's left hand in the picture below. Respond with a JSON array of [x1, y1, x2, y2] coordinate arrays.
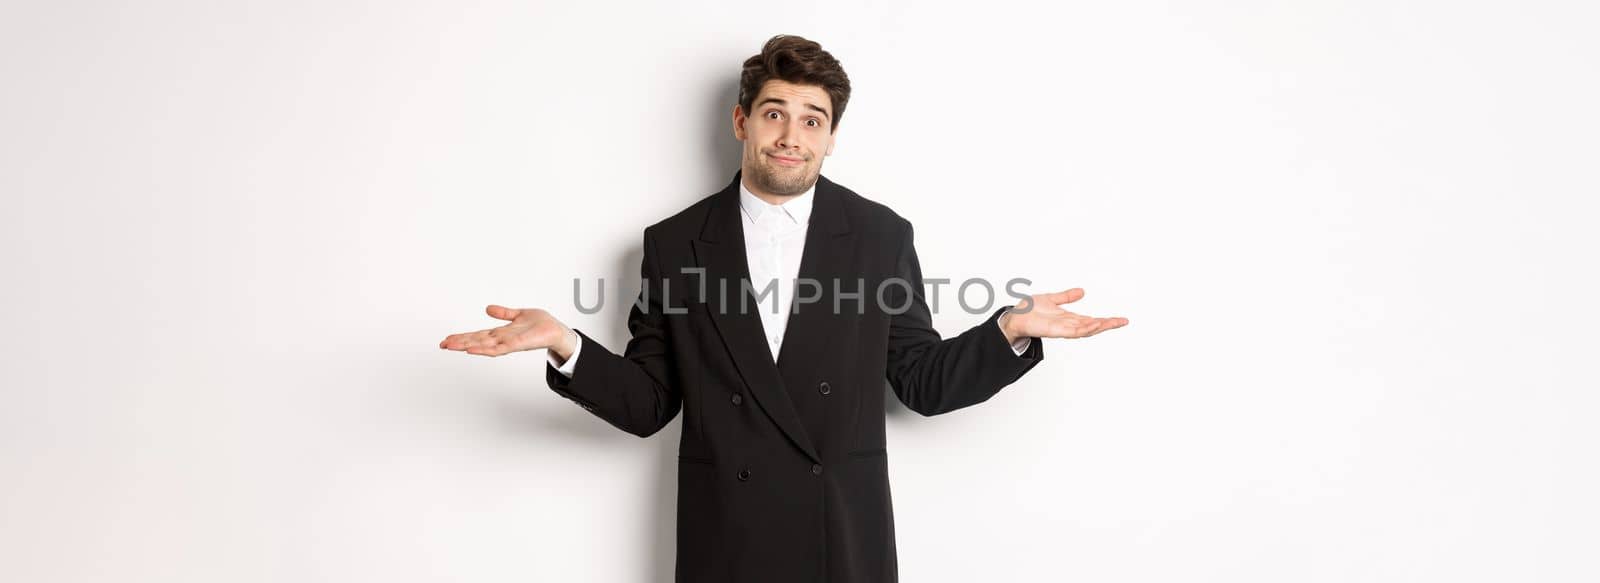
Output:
[[1000, 287, 1129, 345]]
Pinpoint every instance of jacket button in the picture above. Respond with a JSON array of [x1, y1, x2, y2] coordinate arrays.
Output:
[[818, 381, 831, 395], [731, 393, 743, 405], [811, 464, 823, 475], [737, 468, 751, 481]]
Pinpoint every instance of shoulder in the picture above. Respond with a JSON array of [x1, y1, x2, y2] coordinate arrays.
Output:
[[826, 175, 914, 240], [640, 186, 724, 241]]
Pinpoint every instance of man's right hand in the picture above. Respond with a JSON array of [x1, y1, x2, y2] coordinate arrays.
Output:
[[439, 304, 577, 360]]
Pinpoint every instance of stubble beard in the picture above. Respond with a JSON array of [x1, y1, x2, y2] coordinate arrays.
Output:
[[749, 152, 819, 197]]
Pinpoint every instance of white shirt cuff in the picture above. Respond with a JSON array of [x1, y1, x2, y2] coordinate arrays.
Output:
[[997, 311, 1031, 356], [548, 333, 582, 377], [1009, 334, 1032, 356]]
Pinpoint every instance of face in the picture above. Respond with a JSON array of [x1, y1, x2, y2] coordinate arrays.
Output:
[[733, 79, 837, 198]]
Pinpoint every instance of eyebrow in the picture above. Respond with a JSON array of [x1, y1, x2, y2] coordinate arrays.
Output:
[[755, 97, 831, 120]]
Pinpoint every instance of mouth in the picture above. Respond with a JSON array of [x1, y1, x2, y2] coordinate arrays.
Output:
[[768, 153, 806, 167]]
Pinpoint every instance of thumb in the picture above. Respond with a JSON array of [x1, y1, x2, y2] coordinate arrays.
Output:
[[485, 304, 520, 321], [1044, 288, 1085, 305]]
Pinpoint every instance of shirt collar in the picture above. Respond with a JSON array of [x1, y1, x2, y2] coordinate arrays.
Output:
[[738, 178, 815, 226]]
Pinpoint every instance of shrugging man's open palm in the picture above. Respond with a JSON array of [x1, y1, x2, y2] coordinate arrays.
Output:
[[999, 287, 1129, 344], [439, 304, 577, 358]]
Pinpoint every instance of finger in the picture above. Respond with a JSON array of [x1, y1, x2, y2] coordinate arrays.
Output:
[[477, 338, 515, 357], [440, 334, 476, 350], [488, 328, 529, 348], [448, 330, 495, 350], [440, 333, 469, 350], [1091, 317, 1126, 329], [1085, 317, 1130, 336], [1053, 318, 1104, 339], [486, 304, 520, 321], [1042, 288, 1085, 306], [1048, 311, 1092, 328], [466, 343, 504, 357]]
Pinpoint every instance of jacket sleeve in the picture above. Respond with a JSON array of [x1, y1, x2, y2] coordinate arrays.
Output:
[[884, 221, 1044, 416], [545, 227, 682, 437]]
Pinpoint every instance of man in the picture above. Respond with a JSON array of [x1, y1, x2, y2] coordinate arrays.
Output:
[[440, 34, 1128, 583]]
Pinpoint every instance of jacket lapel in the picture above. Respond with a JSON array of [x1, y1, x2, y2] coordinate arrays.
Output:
[[691, 170, 853, 465], [773, 174, 858, 394]]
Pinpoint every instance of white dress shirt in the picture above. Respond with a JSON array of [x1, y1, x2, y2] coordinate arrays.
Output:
[[739, 178, 815, 362], [550, 180, 1031, 377]]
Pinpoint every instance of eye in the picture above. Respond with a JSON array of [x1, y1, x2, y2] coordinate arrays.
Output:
[[766, 110, 781, 120], [806, 118, 820, 127]]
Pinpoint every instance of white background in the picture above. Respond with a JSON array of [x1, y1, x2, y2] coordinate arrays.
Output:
[[4, 1, 1597, 581]]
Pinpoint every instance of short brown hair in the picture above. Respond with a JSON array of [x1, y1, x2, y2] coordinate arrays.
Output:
[[738, 35, 852, 133]]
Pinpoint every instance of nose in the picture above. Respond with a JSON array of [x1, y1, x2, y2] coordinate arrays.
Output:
[[776, 119, 801, 152]]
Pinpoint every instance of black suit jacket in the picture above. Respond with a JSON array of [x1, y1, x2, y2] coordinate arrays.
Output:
[[546, 170, 1044, 582]]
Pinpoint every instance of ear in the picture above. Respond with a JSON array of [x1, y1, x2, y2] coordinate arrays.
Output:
[[732, 104, 747, 141], [825, 128, 837, 156]]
